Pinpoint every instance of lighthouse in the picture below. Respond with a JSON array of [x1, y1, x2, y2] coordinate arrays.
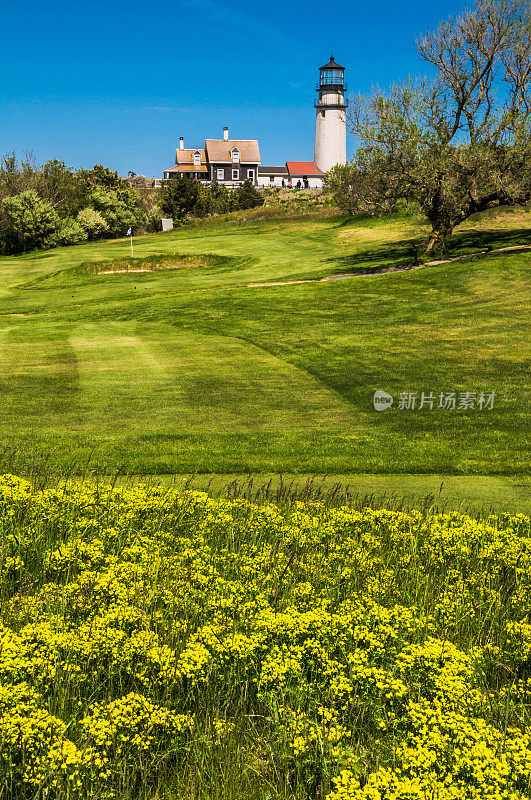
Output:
[[314, 55, 347, 174]]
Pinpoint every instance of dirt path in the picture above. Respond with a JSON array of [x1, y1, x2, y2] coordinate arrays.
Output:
[[246, 244, 531, 289]]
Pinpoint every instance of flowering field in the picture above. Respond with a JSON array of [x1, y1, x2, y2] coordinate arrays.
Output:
[[1, 474, 530, 799]]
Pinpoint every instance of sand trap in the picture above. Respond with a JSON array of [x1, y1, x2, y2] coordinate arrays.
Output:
[[99, 263, 204, 275]]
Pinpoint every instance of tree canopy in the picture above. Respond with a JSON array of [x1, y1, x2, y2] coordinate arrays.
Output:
[[328, 0, 531, 253], [0, 156, 147, 254]]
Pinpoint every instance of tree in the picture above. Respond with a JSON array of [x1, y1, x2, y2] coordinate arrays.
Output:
[[234, 179, 264, 210], [0, 152, 39, 201], [77, 207, 109, 239], [160, 177, 202, 220], [40, 159, 84, 216], [0, 154, 149, 252], [0, 190, 60, 254], [83, 164, 123, 189], [88, 187, 144, 236], [324, 157, 402, 217], [347, 0, 531, 253], [54, 217, 88, 246], [209, 181, 232, 214]]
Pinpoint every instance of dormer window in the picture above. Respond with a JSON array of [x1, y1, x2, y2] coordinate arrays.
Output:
[[231, 148, 240, 163], [193, 151, 201, 165]]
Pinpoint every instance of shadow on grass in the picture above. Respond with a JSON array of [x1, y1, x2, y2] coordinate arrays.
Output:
[[322, 236, 423, 275], [323, 226, 531, 276], [448, 226, 531, 255]]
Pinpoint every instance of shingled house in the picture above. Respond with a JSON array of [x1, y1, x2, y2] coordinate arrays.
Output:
[[161, 57, 346, 192], [163, 138, 209, 181], [163, 128, 261, 187]]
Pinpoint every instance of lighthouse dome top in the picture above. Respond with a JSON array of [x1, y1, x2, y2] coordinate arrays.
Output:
[[319, 55, 345, 71]]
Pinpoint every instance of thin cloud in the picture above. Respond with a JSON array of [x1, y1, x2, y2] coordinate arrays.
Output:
[[180, 0, 290, 43], [142, 106, 192, 113]]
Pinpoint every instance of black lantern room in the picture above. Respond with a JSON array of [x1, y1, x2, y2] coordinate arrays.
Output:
[[318, 55, 345, 90]]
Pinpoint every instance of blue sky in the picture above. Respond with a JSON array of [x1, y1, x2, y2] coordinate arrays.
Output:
[[1, 0, 466, 176]]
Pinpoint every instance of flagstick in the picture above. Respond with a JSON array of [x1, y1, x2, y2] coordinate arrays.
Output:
[[130, 234, 134, 257]]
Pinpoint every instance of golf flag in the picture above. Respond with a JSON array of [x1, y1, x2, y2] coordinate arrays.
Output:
[[126, 228, 132, 236]]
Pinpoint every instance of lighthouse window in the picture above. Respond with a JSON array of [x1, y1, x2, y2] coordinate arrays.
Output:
[[322, 110, 325, 117], [321, 69, 342, 85]]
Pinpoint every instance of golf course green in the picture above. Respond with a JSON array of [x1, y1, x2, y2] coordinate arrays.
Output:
[[0, 204, 529, 506]]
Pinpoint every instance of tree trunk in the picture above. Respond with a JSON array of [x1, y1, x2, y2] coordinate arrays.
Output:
[[425, 223, 454, 256]]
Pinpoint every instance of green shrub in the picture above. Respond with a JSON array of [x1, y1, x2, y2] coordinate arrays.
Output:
[[54, 216, 87, 246], [0, 190, 60, 254], [143, 204, 164, 233], [234, 179, 264, 210], [209, 181, 232, 213], [88, 187, 144, 236], [160, 177, 202, 220], [159, 177, 264, 221], [77, 207, 109, 239]]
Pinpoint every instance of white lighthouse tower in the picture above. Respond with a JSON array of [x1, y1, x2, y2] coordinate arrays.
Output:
[[314, 55, 347, 174]]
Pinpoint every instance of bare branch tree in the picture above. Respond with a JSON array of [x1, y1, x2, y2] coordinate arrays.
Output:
[[345, 0, 531, 253]]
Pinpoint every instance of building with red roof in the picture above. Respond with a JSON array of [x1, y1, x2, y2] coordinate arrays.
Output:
[[163, 57, 346, 192], [258, 162, 324, 189], [285, 162, 324, 176]]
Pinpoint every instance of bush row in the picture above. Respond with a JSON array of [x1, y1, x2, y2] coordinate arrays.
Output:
[[0, 155, 264, 255]]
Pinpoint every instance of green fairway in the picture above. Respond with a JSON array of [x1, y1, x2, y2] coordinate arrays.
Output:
[[0, 206, 529, 477]]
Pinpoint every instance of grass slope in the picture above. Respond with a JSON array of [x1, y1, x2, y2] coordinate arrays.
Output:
[[0, 206, 529, 479]]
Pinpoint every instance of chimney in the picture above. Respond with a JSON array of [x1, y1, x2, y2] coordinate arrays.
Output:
[[179, 137, 184, 150], [223, 126, 229, 141]]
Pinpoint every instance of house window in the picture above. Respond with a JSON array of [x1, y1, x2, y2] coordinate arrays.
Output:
[[217, 168, 224, 180], [269, 175, 275, 182], [247, 169, 254, 180], [193, 152, 201, 165], [232, 149, 240, 163], [232, 168, 239, 180], [321, 110, 325, 117]]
